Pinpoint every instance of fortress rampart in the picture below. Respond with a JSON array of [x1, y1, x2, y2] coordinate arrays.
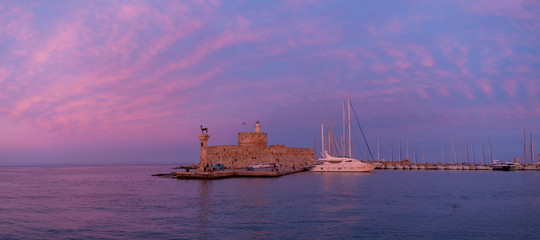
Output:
[[200, 121, 315, 168]]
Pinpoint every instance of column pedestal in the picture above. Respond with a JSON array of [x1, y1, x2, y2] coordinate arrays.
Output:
[[198, 134, 210, 172]]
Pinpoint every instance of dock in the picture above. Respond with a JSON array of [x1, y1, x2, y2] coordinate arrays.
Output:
[[154, 167, 310, 180]]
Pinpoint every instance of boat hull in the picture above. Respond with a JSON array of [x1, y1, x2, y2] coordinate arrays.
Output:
[[311, 159, 376, 172]]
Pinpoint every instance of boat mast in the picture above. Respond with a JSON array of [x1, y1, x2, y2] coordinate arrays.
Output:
[[329, 119, 333, 156], [457, 136, 461, 164], [399, 135, 402, 161], [348, 97, 351, 158], [342, 101, 345, 157], [488, 136, 493, 162], [441, 137, 445, 164], [377, 133, 380, 162], [524, 128, 527, 165], [530, 130, 534, 164], [465, 138, 470, 164], [406, 137, 409, 160], [414, 140, 417, 164], [451, 135, 456, 164], [321, 121, 324, 157], [421, 144, 424, 163], [313, 138, 317, 159], [366, 143, 368, 161], [481, 137, 486, 165], [390, 135, 394, 162], [471, 138, 476, 164]]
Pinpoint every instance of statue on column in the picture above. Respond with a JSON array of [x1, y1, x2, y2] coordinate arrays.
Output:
[[200, 125, 208, 134]]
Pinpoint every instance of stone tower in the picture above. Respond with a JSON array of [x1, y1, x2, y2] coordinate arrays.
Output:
[[255, 120, 261, 133], [198, 133, 210, 171], [238, 121, 267, 148]]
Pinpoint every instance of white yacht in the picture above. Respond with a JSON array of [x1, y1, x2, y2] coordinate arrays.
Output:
[[311, 151, 376, 172], [312, 97, 376, 173]]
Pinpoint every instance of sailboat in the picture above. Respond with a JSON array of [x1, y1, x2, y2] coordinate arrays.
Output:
[[311, 98, 376, 172]]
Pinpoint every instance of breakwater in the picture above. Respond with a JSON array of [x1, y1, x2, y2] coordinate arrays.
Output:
[[153, 167, 309, 179]]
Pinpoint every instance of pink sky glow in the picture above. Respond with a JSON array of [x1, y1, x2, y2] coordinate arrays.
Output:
[[0, 0, 539, 165]]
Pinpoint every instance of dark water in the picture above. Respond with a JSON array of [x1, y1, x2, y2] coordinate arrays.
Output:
[[2, 165, 540, 239]]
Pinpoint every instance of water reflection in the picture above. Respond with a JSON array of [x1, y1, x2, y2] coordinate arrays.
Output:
[[318, 172, 373, 232], [197, 180, 210, 239]]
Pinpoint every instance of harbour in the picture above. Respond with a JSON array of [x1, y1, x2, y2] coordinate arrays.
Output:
[[156, 114, 539, 179], [5, 164, 540, 239]]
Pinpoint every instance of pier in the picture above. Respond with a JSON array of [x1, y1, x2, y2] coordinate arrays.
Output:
[[154, 167, 310, 180]]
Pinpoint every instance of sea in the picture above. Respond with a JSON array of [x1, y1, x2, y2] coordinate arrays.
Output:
[[2, 164, 540, 239]]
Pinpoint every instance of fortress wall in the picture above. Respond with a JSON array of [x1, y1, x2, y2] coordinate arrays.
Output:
[[238, 132, 267, 147], [206, 146, 315, 169], [201, 122, 314, 169]]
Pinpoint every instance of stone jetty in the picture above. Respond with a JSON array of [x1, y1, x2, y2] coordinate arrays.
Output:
[[154, 167, 310, 180]]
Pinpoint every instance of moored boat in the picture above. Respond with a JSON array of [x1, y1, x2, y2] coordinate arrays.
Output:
[[445, 165, 458, 170], [491, 160, 519, 171], [312, 98, 376, 173], [312, 151, 376, 172], [523, 165, 538, 171]]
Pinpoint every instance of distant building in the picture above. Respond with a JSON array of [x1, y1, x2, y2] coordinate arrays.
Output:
[[201, 121, 315, 168]]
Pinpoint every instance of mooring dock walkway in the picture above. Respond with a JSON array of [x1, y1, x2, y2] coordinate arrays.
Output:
[[154, 167, 310, 180]]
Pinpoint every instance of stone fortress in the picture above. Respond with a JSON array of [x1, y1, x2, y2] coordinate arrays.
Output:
[[198, 121, 315, 169]]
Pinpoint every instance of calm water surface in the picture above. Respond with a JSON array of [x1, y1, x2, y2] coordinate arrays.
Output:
[[2, 164, 540, 239]]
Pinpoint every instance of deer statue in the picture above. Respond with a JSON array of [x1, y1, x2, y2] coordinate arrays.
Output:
[[200, 125, 208, 134]]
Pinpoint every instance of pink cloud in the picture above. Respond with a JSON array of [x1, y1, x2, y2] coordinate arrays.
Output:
[[439, 88, 451, 97], [501, 79, 518, 98], [367, 19, 406, 36], [0, 67, 10, 84], [416, 88, 431, 99], [395, 61, 411, 69], [0, 4, 35, 41], [421, 55, 434, 67], [455, 82, 475, 99], [459, 0, 540, 21], [370, 63, 388, 72], [516, 66, 531, 74], [477, 78, 494, 97]]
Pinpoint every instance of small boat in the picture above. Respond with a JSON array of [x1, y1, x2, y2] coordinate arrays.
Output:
[[445, 165, 458, 170], [409, 165, 418, 170], [385, 164, 395, 169], [523, 165, 538, 171], [436, 165, 445, 170], [491, 160, 519, 171], [417, 165, 426, 170], [426, 165, 437, 170], [475, 165, 487, 170]]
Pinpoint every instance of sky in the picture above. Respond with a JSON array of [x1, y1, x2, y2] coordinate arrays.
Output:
[[0, 0, 539, 166]]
